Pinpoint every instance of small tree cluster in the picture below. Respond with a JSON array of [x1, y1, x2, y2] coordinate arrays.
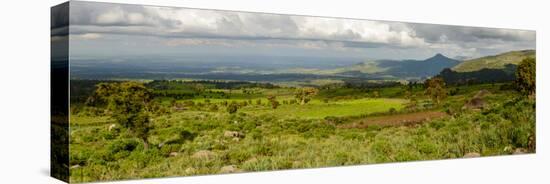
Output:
[[424, 76, 447, 105], [93, 82, 154, 150], [267, 95, 280, 109], [515, 57, 536, 96], [227, 102, 239, 114], [295, 87, 318, 105]]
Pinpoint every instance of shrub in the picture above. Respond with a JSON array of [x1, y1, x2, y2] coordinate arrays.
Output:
[[339, 132, 364, 140], [209, 104, 219, 112], [241, 121, 259, 132], [331, 152, 349, 165], [301, 123, 335, 139], [227, 102, 239, 114], [69, 149, 93, 166], [428, 121, 445, 130], [370, 138, 394, 162], [227, 150, 252, 164], [394, 149, 420, 162], [159, 144, 181, 157], [249, 129, 263, 140], [242, 157, 271, 171], [366, 124, 382, 132], [252, 144, 274, 156], [324, 116, 347, 125], [127, 148, 162, 169], [163, 128, 195, 145], [101, 130, 118, 140], [107, 139, 140, 155], [417, 140, 438, 155]]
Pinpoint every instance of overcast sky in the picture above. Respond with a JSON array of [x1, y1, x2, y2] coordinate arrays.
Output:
[[58, 1, 535, 61]]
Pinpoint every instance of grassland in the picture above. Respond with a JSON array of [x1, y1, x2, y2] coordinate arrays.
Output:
[[452, 50, 535, 72], [67, 80, 535, 182], [240, 98, 405, 119]]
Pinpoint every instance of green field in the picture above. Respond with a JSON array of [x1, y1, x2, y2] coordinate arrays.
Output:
[[67, 80, 535, 182], [242, 98, 406, 119]]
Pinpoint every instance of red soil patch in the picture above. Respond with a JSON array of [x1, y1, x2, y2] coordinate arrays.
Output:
[[338, 111, 448, 129]]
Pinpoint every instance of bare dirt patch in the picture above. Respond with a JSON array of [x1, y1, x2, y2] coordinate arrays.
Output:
[[338, 111, 448, 129]]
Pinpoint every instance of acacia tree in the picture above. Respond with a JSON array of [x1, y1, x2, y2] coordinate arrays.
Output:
[[515, 57, 536, 96], [94, 82, 154, 150], [424, 76, 447, 105], [295, 87, 318, 105]]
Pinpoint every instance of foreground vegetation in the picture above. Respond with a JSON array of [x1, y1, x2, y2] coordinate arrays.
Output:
[[67, 58, 536, 182]]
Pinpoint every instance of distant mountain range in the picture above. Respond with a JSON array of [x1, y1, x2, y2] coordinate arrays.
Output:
[[70, 49, 535, 84], [324, 50, 535, 82], [310, 53, 460, 80]]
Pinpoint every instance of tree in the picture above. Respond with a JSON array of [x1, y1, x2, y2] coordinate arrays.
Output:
[[93, 82, 154, 150], [209, 104, 219, 112], [402, 85, 412, 99], [295, 87, 318, 105], [424, 76, 447, 104], [515, 57, 536, 96], [227, 102, 239, 114], [267, 95, 280, 109], [372, 91, 380, 98], [405, 96, 418, 111]]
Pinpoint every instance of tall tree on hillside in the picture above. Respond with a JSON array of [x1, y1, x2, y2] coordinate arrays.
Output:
[[93, 82, 154, 150], [424, 76, 447, 104], [515, 57, 536, 96], [295, 87, 318, 105]]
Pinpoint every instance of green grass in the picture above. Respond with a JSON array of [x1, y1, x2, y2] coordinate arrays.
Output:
[[243, 98, 406, 119], [452, 50, 535, 72], [67, 82, 535, 182], [70, 116, 110, 127]]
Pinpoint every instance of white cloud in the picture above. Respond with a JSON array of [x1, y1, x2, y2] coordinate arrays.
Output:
[[78, 33, 103, 40], [72, 3, 430, 49], [96, 6, 126, 25], [68, 1, 535, 58]]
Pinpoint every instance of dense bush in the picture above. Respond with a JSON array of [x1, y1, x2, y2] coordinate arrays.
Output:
[[107, 139, 140, 158]]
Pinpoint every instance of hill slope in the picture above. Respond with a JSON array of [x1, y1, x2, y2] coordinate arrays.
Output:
[[332, 53, 460, 79], [452, 50, 535, 72]]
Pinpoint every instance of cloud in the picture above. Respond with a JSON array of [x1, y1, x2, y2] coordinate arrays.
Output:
[[68, 2, 431, 49], [67, 1, 535, 59], [409, 23, 535, 43], [77, 33, 103, 40]]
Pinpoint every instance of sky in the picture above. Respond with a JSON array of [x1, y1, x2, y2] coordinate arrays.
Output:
[[54, 1, 536, 61]]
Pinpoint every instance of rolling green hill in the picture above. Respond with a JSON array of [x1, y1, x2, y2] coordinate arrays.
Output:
[[452, 50, 535, 72]]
